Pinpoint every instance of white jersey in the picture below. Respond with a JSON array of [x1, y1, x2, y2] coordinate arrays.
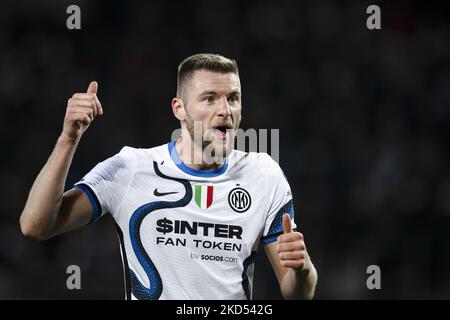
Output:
[[74, 141, 296, 300]]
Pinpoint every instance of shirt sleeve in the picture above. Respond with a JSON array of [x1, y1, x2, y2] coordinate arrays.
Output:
[[260, 156, 297, 245], [73, 146, 136, 223]]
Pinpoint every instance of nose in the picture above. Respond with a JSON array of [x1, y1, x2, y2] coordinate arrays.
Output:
[[217, 96, 231, 118]]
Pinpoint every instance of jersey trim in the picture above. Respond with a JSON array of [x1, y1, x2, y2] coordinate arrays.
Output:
[[115, 222, 132, 300], [167, 141, 228, 177], [74, 183, 101, 222], [129, 161, 193, 300], [261, 231, 283, 244], [261, 228, 298, 245], [261, 199, 295, 244], [241, 251, 256, 299]]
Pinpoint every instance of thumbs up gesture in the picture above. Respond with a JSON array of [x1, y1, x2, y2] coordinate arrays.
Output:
[[61, 81, 103, 142], [277, 214, 311, 273]]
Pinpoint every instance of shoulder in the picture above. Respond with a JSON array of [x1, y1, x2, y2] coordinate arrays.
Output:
[[228, 150, 283, 177], [97, 144, 160, 172], [115, 143, 168, 162]]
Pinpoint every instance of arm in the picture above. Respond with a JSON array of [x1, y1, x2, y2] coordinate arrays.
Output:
[[264, 214, 318, 300], [19, 81, 103, 240]]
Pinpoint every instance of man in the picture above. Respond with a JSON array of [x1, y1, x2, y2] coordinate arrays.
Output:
[[20, 53, 317, 300]]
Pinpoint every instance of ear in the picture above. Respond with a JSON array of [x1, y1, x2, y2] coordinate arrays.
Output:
[[172, 98, 186, 121]]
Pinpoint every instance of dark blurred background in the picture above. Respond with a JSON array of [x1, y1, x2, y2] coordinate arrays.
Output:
[[1, 0, 450, 299]]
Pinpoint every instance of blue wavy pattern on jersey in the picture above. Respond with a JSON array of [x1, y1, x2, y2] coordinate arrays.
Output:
[[129, 161, 192, 300], [267, 199, 294, 236], [241, 251, 256, 300]]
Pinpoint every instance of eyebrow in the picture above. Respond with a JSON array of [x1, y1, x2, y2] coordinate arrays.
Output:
[[199, 90, 219, 97], [198, 90, 241, 97]]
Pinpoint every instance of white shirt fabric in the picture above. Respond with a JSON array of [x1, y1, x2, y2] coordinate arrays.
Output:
[[74, 141, 296, 300]]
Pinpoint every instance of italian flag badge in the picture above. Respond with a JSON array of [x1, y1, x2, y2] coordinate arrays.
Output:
[[194, 184, 214, 209]]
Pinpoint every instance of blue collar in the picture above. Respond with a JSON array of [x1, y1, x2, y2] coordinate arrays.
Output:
[[167, 141, 228, 177]]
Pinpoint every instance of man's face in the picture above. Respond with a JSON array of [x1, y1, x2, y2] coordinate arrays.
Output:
[[182, 70, 242, 159]]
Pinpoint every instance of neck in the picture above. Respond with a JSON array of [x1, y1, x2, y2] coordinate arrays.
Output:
[[175, 136, 225, 171]]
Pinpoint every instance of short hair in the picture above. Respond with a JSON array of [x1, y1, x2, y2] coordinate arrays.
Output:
[[176, 53, 239, 98]]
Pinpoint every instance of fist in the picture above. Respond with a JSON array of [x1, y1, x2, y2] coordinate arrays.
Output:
[[62, 81, 103, 141], [277, 214, 311, 273]]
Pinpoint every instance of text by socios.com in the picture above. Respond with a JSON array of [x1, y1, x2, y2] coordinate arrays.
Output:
[[201, 254, 239, 263]]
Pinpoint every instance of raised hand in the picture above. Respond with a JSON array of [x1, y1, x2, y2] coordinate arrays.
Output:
[[61, 81, 103, 142], [277, 214, 312, 273]]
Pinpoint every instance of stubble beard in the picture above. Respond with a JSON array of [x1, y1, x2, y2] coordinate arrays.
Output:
[[184, 108, 235, 165]]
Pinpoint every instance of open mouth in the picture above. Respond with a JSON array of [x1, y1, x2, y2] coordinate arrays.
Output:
[[212, 124, 232, 140]]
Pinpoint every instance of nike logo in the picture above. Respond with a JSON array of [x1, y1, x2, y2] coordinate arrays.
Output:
[[154, 188, 178, 197]]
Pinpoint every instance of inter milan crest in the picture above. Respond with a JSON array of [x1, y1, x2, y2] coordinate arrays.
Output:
[[194, 184, 214, 209], [228, 187, 251, 213]]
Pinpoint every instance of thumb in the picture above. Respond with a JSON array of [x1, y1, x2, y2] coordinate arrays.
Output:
[[87, 81, 98, 94], [282, 213, 293, 234]]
